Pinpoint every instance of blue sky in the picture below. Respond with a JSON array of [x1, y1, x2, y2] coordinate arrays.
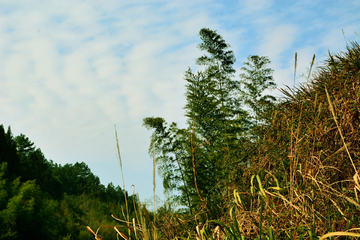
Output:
[[0, 0, 359, 204]]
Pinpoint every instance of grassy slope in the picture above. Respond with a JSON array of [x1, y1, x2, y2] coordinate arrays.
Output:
[[89, 41, 360, 240]]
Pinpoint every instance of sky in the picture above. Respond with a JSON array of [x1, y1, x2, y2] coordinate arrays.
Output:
[[0, 0, 359, 203]]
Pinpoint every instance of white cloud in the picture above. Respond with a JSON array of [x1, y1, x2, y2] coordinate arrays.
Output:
[[239, 0, 273, 14], [259, 24, 298, 61], [0, 0, 359, 201]]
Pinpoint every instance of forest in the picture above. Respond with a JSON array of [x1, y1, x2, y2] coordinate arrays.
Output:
[[2, 28, 360, 239], [0, 126, 137, 239]]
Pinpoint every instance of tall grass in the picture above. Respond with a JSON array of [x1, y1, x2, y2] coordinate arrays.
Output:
[[87, 126, 162, 240], [88, 41, 360, 240], [237, 41, 360, 239]]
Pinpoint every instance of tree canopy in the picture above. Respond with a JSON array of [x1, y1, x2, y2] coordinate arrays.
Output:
[[0, 124, 136, 240]]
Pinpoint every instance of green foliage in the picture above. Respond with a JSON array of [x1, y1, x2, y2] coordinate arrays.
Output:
[[143, 28, 277, 219], [0, 124, 135, 239], [0, 163, 8, 210], [126, 33, 360, 240], [143, 117, 194, 210], [82, 32, 360, 240], [14, 134, 35, 155], [0, 171, 61, 239], [239, 55, 277, 126], [0, 126, 19, 177]]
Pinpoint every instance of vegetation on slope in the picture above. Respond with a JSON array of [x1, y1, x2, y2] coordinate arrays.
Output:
[[101, 31, 360, 239]]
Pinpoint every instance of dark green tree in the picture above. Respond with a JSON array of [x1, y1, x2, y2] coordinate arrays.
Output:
[[14, 134, 35, 156], [0, 124, 137, 239], [0, 163, 9, 213], [0, 125, 19, 177], [0, 175, 59, 239], [13, 135, 62, 199], [52, 162, 105, 198]]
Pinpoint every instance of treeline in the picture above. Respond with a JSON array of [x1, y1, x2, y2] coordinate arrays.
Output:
[[0, 125, 134, 240]]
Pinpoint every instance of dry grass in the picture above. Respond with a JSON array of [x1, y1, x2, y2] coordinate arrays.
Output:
[[88, 41, 360, 240], [235, 40, 360, 239]]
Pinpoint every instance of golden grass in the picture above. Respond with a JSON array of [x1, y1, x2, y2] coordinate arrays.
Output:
[[89, 41, 360, 240]]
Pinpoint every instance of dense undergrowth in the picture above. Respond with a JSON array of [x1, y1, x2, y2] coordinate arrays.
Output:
[[88, 39, 360, 239]]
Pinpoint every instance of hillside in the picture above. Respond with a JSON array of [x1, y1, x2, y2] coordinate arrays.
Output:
[[89, 39, 360, 239]]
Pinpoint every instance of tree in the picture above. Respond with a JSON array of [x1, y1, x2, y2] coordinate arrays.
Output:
[[239, 55, 277, 127], [0, 176, 59, 240], [185, 28, 249, 142], [144, 29, 251, 215], [0, 124, 138, 239], [183, 29, 252, 213], [0, 163, 9, 211], [14, 134, 35, 156], [144, 28, 278, 217], [52, 162, 105, 197], [0, 125, 19, 176], [13, 134, 62, 199], [143, 117, 194, 211]]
